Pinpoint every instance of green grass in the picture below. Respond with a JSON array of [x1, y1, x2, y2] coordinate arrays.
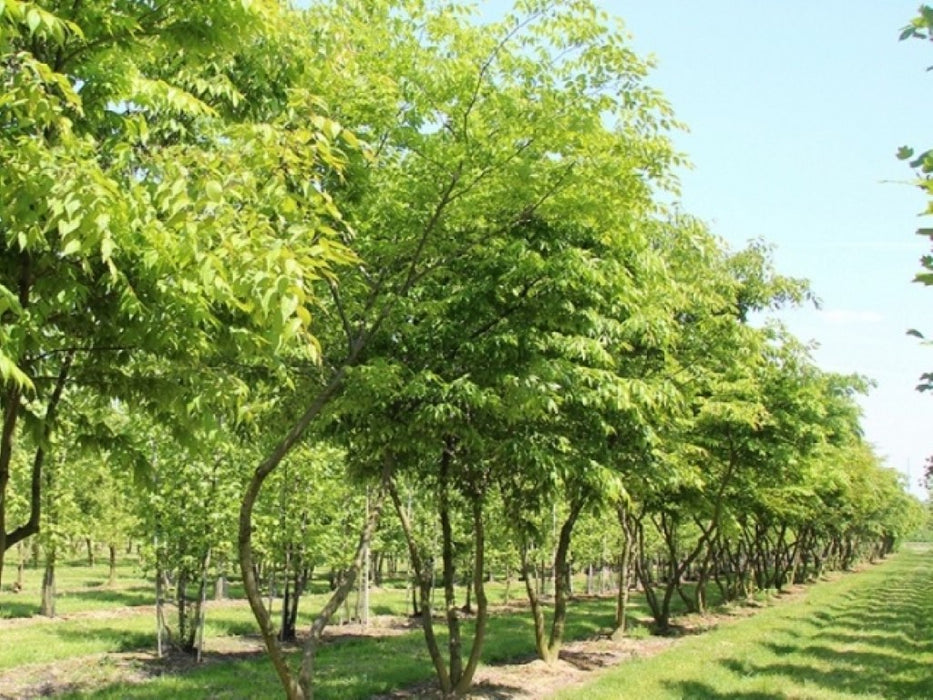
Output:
[[62, 595, 628, 700], [7, 548, 932, 699], [1, 557, 152, 618], [554, 544, 933, 700]]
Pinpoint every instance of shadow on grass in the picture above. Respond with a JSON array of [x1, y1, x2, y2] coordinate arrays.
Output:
[[59, 587, 155, 608], [693, 552, 933, 700], [52, 625, 155, 653], [65, 596, 624, 699], [66, 628, 437, 700], [0, 598, 37, 619], [662, 680, 783, 699]]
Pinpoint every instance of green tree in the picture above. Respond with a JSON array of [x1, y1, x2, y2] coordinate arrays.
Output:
[[234, 0, 683, 695], [0, 0, 352, 589]]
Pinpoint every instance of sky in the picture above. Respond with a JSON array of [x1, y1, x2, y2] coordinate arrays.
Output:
[[297, 0, 932, 495], [474, 1, 932, 494], [593, 1, 933, 496]]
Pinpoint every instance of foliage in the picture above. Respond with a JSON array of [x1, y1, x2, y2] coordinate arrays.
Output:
[[899, 6, 933, 392]]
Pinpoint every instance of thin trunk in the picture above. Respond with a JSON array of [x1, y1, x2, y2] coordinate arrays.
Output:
[[0, 252, 30, 587], [612, 502, 635, 639], [503, 562, 512, 606], [215, 572, 228, 601], [360, 491, 371, 627], [452, 492, 488, 697], [300, 482, 384, 699], [15, 540, 25, 591], [108, 544, 117, 586], [544, 502, 582, 662], [389, 479, 451, 694], [177, 571, 193, 652], [0, 384, 23, 588], [1, 350, 72, 589], [522, 545, 550, 662], [196, 548, 211, 663], [237, 365, 354, 700], [439, 446, 463, 687], [40, 543, 56, 617], [155, 545, 165, 659]]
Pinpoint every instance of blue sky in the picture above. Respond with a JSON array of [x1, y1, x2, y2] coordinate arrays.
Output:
[[597, 1, 933, 495], [474, 0, 931, 493]]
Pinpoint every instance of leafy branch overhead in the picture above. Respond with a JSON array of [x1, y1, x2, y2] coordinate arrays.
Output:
[[899, 5, 933, 391]]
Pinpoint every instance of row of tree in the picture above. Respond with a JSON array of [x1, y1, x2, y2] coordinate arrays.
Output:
[[1, 1, 925, 698]]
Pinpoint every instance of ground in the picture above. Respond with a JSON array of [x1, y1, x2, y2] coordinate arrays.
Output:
[[1, 549, 926, 700]]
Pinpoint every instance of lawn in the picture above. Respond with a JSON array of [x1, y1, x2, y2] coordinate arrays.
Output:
[[3, 546, 931, 699], [556, 543, 933, 700]]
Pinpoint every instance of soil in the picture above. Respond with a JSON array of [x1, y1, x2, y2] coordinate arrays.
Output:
[[0, 591, 810, 700]]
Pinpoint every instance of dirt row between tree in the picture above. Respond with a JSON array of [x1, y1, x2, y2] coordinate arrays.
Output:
[[0, 576, 827, 700]]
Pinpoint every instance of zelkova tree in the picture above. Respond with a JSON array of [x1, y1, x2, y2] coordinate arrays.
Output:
[[234, 0, 683, 696], [0, 1, 353, 587], [622, 241, 813, 630]]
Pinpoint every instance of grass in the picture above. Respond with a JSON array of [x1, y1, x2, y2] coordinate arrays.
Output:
[[554, 543, 933, 700], [61, 595, 630, 699], [6, 547, 932, 698], [1, 557, 152, 618]]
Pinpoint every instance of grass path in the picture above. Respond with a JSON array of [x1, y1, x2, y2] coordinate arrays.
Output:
[[556, 543, 933, 700]]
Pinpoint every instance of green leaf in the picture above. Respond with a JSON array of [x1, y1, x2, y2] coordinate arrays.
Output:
[[61, 238, 81, 256], [205, 181, 223, 203], [26, 8, 41, 34]]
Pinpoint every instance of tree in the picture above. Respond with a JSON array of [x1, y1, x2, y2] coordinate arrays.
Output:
[[0, 0, 353, 589], [234, 0, 684, 695]]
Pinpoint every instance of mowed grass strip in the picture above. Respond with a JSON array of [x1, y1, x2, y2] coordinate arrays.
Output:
[[555, 544, 933, 700]]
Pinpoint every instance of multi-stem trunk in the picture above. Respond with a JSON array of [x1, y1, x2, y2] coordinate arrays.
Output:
[[523, 501, 583, 664], [389, 466, 488, 698]]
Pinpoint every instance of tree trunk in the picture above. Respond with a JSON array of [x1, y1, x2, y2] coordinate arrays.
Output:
[[196, 548, 211, 662], [15, 540, 25, 592], [522, 545, 551, 662], [237, 364, 354, 700], [360, 491, 371, 627], [108, 544, 117, 586], [545, 502, 582, 662], [40, 543, 56, 617], [452, 493, 488, 697], [280, 556, 307, 643], [612, 502, 635, 639], [0, 351, 73, 591], [390, 479, 451, 694], [439, 446, 464, 688]]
